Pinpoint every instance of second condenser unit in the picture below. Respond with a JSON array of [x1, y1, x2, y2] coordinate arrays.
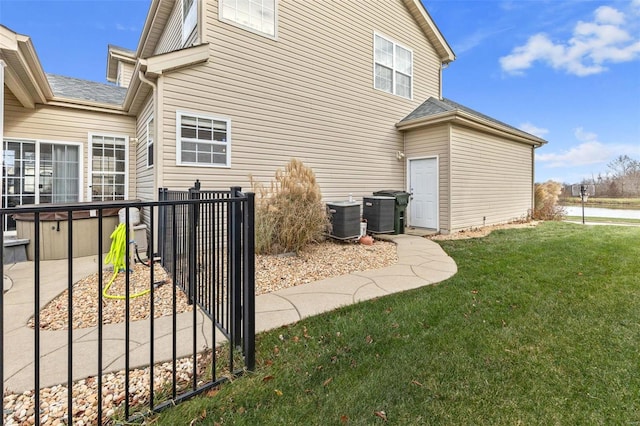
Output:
[[362, 196, 395, 233]]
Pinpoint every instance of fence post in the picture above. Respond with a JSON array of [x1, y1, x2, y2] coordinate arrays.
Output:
[[158, 188, 167, 266], [243, 192, 256, 370], [187, 181, 201, 305], [230, 186, 243, 348]]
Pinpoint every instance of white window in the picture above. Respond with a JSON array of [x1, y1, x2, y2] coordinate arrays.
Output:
[[220, 0, 276, 38], [374, 33, 413, 99], [176, 112, 231, 167], [147, 117, 154, 168], [2, 139, 81, 231], [89, 134, 128, 201], [182, 0, 197, 44]]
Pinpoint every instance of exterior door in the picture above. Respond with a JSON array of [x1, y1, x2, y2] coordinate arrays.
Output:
[[409, 157, 438, 229]]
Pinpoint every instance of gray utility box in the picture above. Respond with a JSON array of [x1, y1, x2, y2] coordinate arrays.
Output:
[[362, 196, 395, 233], [326, 201, 361, 240]]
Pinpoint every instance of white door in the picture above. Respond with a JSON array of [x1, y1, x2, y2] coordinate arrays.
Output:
[[409, 158, 438, 229]]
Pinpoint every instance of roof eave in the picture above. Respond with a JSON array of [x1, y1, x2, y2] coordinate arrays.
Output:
[[403, 0, 455, 63], [107, 46, 137, 83], [136, 0, 175, 59], [0, 27, 53, 107], [397, 110, 547, 147], [47, 97, 129, 114]]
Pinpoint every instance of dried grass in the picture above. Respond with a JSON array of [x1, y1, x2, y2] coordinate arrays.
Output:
[[534, 180, 566, 220], [250, 159, 330, 254]]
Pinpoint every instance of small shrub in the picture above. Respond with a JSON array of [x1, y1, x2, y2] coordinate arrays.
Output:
[[534, 180, 566, 220], [250, 159, 330, 254]]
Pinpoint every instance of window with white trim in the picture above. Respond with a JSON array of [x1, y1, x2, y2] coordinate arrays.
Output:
[[177, 112, 230, 167], [147, 118, 154, 168], [90, 134, 127, 201], [2, 139, 81, 231], [220, 0, 276, 38], [182, 0, 197, 44], [374, 33, 413, 99]]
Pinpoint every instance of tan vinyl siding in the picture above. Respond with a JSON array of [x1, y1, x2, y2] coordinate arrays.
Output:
[[4, 89, 137, 200], [135, 94, 155, 201], [404, 123, 450, 232], [156, 0, 441, 201], [449, 125, 533, 231], [117, 62, 135, 88], [155, 0, 199, 55]]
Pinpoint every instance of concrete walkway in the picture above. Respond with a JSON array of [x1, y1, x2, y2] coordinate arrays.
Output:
[[2, 234, 456, 394]]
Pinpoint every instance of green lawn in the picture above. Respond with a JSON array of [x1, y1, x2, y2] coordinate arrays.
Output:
[[153, 222, 640, 425], [565, 215, 640, 225]]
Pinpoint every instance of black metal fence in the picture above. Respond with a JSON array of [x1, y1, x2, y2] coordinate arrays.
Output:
[[0, 186, 255, 425]]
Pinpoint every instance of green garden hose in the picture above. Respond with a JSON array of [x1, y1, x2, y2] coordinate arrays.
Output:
[[103, 223, 150, 300]]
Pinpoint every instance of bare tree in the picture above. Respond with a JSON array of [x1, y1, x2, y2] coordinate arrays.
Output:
[[607, 155, 637, 196]]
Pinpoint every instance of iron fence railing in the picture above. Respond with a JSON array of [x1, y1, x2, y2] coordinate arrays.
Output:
[[0, 186, 255, 425]]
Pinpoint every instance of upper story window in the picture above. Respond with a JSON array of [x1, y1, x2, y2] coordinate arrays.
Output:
[[220, 0, 276, 38], [374, 33, 413, 99], [176, 111, 231, 167], [182, 0, 197, 44]]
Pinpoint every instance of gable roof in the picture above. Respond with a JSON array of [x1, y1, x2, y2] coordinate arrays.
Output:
[[398, 97, 547, 147], [403, 0, 455, 63], [46, 74, 128, 106], [106, 44, 136, 84]]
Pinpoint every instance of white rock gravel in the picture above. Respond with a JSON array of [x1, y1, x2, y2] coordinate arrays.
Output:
[[4, 239, 397, 425]]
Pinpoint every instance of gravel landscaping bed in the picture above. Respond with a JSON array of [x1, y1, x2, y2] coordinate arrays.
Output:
[[6, 238, 397, 425]]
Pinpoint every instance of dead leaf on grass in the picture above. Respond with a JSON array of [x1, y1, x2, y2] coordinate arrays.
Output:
[[411, 380, 423, 387], [323, 377, 333, 387], [374, 410, 387, 421]]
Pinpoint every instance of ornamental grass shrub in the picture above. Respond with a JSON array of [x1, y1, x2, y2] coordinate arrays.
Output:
[[250, 159, 330, 255], [534, 180, 566, 220]]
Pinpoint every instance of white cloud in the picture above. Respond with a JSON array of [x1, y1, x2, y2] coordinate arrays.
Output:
[[116, 23, 138, 32], [455, 27, 513, 53], [536, 127, 640, 167], [520, 122, 549, 138], [594, 6, 625, 25], [500, 4, 640, 76], [536, 140, 611, 167]]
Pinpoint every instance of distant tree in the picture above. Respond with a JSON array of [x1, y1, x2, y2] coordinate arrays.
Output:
[[607, 155, 637, 196]]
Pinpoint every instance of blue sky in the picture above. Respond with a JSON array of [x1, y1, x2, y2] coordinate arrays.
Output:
[[1, 0, 639, 185]]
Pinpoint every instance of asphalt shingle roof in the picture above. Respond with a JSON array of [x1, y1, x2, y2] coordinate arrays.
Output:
[[401, 97, 534, 138], [46, 74, 127, 106]]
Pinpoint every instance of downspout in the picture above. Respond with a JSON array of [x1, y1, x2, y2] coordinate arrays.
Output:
[[531, 145, 537, 217], [138, 69, 159, 255], [138, 69, 157, 186], [0, 60, 5, 219]]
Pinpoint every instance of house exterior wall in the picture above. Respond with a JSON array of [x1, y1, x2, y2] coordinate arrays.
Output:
[[3, 89, 137, 200], [117, 62, 135, 88], [449, 124, 533, 231], [135, 94, 155, 201], [155, 0, 199, 55], [403, 123, 450, 232], [154, 0, 442, 201], [155, 0, 184, 55]]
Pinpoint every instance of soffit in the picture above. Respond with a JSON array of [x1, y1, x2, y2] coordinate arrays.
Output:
[[137, 0, 176, 59], [403, 0, 455, 63]]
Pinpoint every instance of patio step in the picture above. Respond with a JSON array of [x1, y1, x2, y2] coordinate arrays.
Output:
[[3, 237, 29, 263]]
